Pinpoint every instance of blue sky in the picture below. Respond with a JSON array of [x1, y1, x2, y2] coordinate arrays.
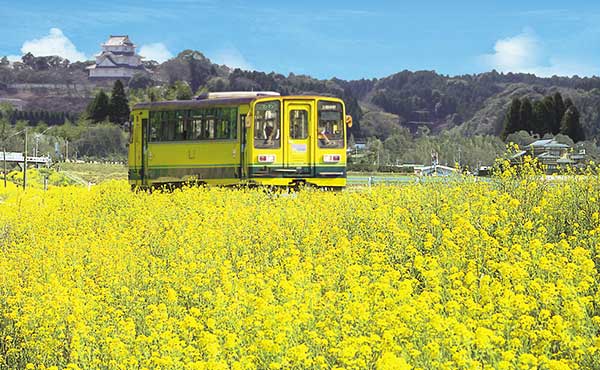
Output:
[[2, 0, 599, 79]]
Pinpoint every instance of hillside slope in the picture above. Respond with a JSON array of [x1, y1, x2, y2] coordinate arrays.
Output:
[[2, 53, 600, 140]]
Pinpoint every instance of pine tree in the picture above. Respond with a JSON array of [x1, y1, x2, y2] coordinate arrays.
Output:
[[532, 100, 550, 135], [543, 96, 558, 134], [108, 80, 130, 124], [519, 97, 533, 133], [564, 97, 574, 110], [87, 90, 110, 123], [501, 98, 522, 140], [560, 105, 585, 142], [553, 92, 566, 128]]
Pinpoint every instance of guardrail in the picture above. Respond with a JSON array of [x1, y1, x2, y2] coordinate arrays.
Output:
[[1, 152, 52, 165]]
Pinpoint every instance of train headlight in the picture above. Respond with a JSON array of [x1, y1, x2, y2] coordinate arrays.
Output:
[[323, 154, 341, 163], [258, 154, 276, 163]]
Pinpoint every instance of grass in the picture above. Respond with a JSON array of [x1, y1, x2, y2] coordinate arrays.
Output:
[[57, 162, 128, 184]]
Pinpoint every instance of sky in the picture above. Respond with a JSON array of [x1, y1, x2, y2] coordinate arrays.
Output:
[[1, 0, 600, 80]]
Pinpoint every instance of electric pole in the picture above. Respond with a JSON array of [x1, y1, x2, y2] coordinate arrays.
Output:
[[3, 146, 6, 188], [23, 128, 27, 190]]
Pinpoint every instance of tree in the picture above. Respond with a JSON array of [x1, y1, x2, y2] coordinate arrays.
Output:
[[553, 92, 566, 128], [108, 80, 130, 124], [532, 100, 551, 135], [174, 81, 193, 100], [501, 97, 521, 140], [128, 72, 153, 89], [519, 98, 533, 133], [543, 95, 559, 134], [560, 105, 585, 142], [87, 90, 110, 123], [564, 97, 574, 110]]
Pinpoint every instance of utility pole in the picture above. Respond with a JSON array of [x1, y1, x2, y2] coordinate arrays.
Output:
[[23, 128, 27, 190], [3, 146, 6, 188]]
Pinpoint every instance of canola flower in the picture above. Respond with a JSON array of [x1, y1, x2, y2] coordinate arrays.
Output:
[[0, 161, 599, 369]]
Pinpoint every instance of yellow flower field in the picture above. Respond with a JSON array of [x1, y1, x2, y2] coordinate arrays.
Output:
[[1, 166, 599, 369]]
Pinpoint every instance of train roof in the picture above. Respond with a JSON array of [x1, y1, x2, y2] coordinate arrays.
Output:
[[133, 94, 344, 111], [133, 97, 255, 110]]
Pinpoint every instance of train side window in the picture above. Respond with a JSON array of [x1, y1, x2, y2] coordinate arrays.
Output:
[[161, 111, 175, 141], [149, 111, 161, 141], [229, 108, 238, 139], [191, 111, 203, 140], [175, 111, 187, 141], [205, 109, 215, 139]]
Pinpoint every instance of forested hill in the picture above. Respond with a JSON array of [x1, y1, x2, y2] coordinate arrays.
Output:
[[3, 51, 600, 141]]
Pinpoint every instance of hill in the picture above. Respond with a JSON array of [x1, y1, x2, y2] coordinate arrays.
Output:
[[2, 52, 600, 141]]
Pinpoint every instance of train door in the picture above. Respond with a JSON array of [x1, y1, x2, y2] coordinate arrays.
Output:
[[141, 117, 149, 186], [130, 115, 140, 186], [284, 101, 313, 176], [240, 112, 249, 179]]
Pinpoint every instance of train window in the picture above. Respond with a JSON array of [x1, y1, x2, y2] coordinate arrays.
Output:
[[175, 111, 187, 141], [190, 111, 203, 140], [317, 101, 344, 148], [205, 109, 215, 139], [149, 111, 161, 141], [254, 101, 280, 148], [149, 108, 239, 141], [161, 111, 176, 141], [128, 115, 134, 143], [290, 110, 308, 139], [215, 108, 228, 139], [215, 107, 237, 140]]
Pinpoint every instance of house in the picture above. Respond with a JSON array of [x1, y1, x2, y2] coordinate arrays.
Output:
[[511, 138, 586, 172], [414, 165, 458, 176], [87, 35, 147, 79], [0, 98, 25, 110]]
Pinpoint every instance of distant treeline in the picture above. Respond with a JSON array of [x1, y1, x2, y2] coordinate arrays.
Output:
[[0, 110, 78, 125], [501, 92, 585, 142]]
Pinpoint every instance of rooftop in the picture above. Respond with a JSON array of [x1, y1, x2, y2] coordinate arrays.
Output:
[[103, 35, 134, 47]]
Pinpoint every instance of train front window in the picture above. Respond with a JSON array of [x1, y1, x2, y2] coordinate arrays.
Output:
[[290, 110, 308, 139], [254, 101, 280, 148], [317, 101, 344, 148]]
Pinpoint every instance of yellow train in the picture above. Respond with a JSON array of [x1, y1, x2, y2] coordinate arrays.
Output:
[[128, 92, 352, 189]]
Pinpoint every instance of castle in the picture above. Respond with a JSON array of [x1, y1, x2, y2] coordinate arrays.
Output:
[[87, 35, 147, 79]]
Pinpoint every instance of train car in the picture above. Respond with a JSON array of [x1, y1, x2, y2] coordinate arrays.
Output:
[[128, 92, 352, 189]]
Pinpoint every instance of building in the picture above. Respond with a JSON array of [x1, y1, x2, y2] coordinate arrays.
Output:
[[87, 35, 147, 79], [511, 138, 587, 172], [0, 98, 25, 110]]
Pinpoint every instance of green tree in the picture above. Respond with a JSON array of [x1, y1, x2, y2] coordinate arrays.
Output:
[[87, 90, 110, 123], [74, 123, 127, 159], [519, 97, 533, 133], [532, 100, 551, 135], [174, 81, 193, 100], [553, 92, 566, 129], [543, 95, 559, 134], [564, 97, 574, 110], [501, 98, 521, 140], [128, 72, 153, 89], [560, 105, 585, 142], [109, 80, 130, 124]]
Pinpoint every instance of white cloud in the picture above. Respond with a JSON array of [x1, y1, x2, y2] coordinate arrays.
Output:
[[139, 43, 173, 63], [212, 47, 253, 71], [20, 28, 86, 61], [481, 29, 598, 77], [6, 55, 21, 62]]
